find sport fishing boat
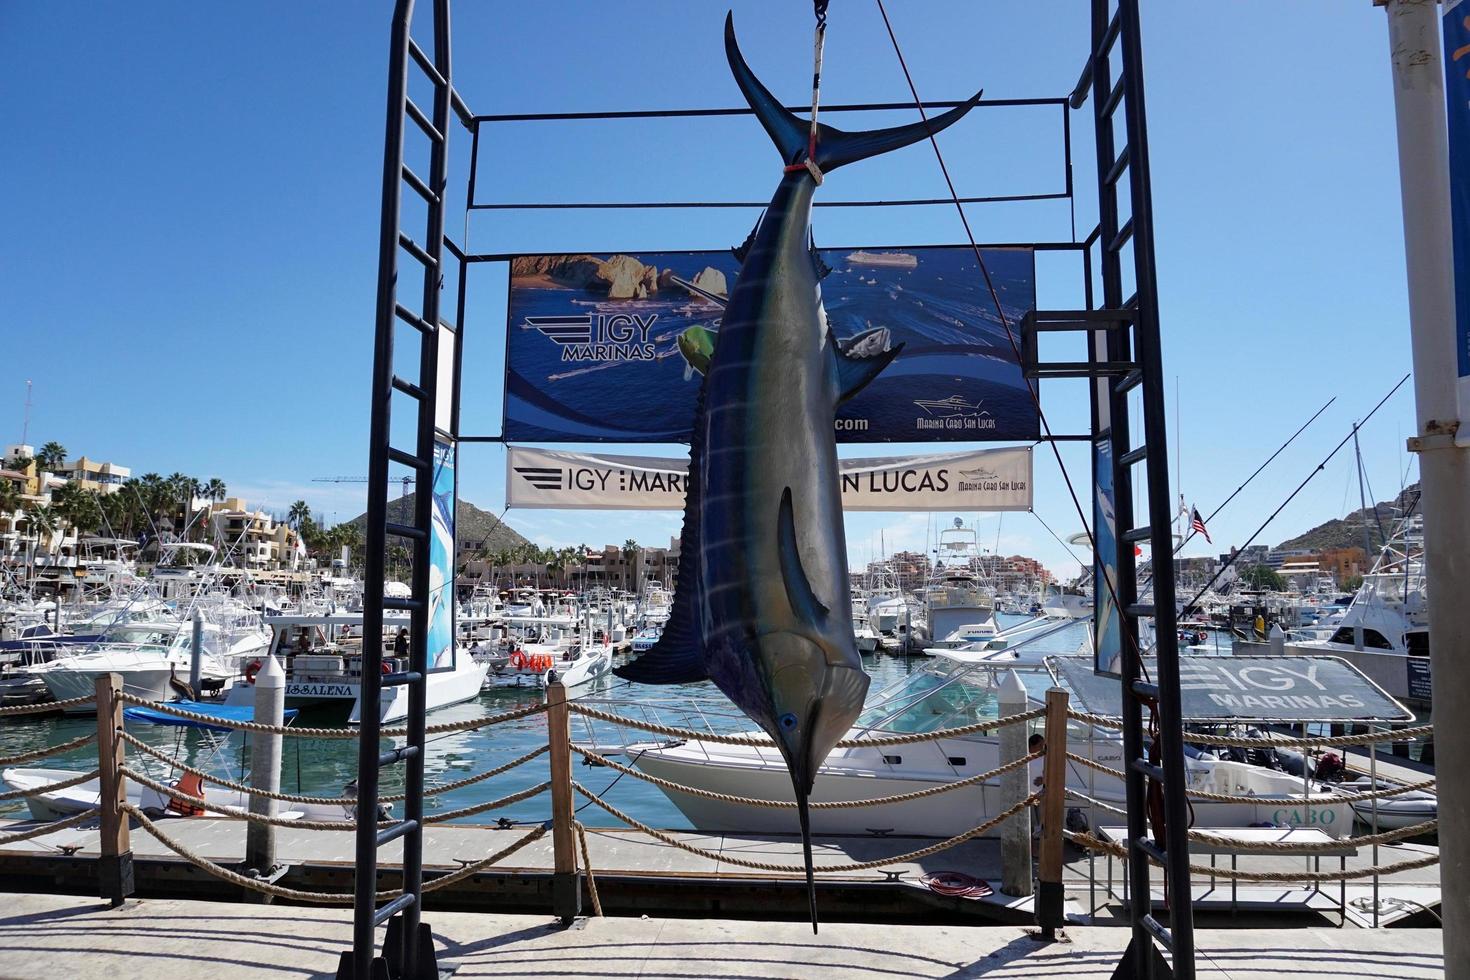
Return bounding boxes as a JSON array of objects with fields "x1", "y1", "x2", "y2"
[
  {"x1": 29, "y1": 608, "x2": 269, "y2": 711},
  {"x1": 223, "y1": 613, "x2": 487, "y2": 723},
  {"x1": 580, "y1": 643, "x2": 1412, "y2": 839},
  {"x1": 485, "y1": 614, "x2": 611, "y2": 690}
]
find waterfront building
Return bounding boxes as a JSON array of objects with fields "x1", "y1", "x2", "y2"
[{"x1": 49, "y1": 455, "x2": 131, "y2": 494}]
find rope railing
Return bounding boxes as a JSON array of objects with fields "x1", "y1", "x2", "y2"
[
  {"x1": 422, "y1": 781, "x2": 551, "y2": 824},
  {"x1": 115, "y1": 692, "x2": 549, "y2": 739},
  {"x1": 121, "y1": 802, "x2": 547, "y2": 905},
  {"x1": 1065, "y1": 829, "x2": 1441, "y2": 882},
  {"x1": 118, "y1": 730, "x2": 549, "y2": 807},
  {"x1": 0, "y1": 732, "x2": 97, "y2": 768},
  {"x1": 1065, "y1": 709, "x2": 1434, "y2": 749},
  {"x1": 573, "y1": 781, "x2": 1039, "y2": 874},
  {"x1": 1188, "y1": 821, "x2": 1437, "y2": 852},
  {"x1": 0, "y1": 807, "x2": 100, "y2": 847},
  {"x1": 0, "y1": 694, "x2": 95, "y2": 717},
  {"x1": 0, "y1": 768, "x2": 101, "y2": 803},
  {"x1": 1065, "y1": 750, "x2": 1436, "y2": 806},
  {"x1": 572, "y1": 743, "x2": 1041, "y2": 811},
  {"x1": 119, "y1": 766, "x2": 366, "y2": 830},
  {"x1": 574, "y1": 821, "x2": 603, "y2": 917},
  {"x1": 567, "y1": 702, "x2": 1046, "y2": 749}
]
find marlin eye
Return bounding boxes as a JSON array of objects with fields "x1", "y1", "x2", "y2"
[{"x1": 779, "y1": 713, "x2": 799, "y2": 731}]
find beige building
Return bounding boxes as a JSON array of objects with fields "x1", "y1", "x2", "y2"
[
  {"x1": 206, "y1": 498, "x2": 302, "y2": 569},
  {"x1": 51, "y1": 456, "x2": 131, "y2": 494}
]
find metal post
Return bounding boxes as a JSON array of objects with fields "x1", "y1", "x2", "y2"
[
  {"x1": 998, "y1": 670, "x2": 1033, "y2": 897},
  {"x1": 245, "y1": 652, "x2": 285, "y2": 900},
  {"x1": 189, "y1": 609, "x2": 203, "y2": 696},
  {"x1": 94, "y1": 673, "x2": 132, "y2": 907},
  {"x1": 1382, "y1": 0, "x2": 1470, "y2": 968},
  {"x1": 1036, "y1": 688, "x2": 1069, "y2": 937},
  {"x1": 546, "y1": 677, "x2": 581, "y2": 924}
]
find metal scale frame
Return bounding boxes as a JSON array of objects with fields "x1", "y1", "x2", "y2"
[
  {"x1": 342, "y1": 1, "x2": 1196, "y2": 977},
  {"x1": 1023, "y1": 0, "x2": 1197, "y2": 975}
]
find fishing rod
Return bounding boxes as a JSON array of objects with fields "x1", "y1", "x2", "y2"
[
  {"x1": 1171, "y1": 394, "x2": 1336, "y2": 557},
  {"x1": 1180, "y1": 373, "x2": 1409, "y2": 615}
]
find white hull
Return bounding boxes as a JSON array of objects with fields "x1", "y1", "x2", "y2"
[
  {"x1": 39, "y1": 663, "x2": 176, "y2": 711},
  {"x1": 2, "y1": 767, "x2": 354, "y2": 823},
  {"x1": 240, "y1": 657, "x2": 489, "y2": 724},
  {"x1": 627, "y1": 734, "x2": 1355, "y2": 838},
  {"x1": 485, "y1": 646, "x2": 612, "y2": 690}
]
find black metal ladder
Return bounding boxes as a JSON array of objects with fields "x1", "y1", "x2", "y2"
[
  {"x1": 1025, "y1": 1, "x2": 1196, "y2": 977},
  {"x1": 337, "y1": 1, "x2": 454, "y2": 977}
]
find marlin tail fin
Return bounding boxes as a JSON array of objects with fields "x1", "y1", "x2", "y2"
[{"x1": 725, "y1": 13, "x2": 982, "y2": 175}]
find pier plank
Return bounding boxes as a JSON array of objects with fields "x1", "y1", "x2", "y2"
[{"x1": 0, "y1": 892, "x2": 1443, "y2": 979}]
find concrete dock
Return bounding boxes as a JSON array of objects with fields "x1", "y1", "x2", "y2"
[
  {"x1": 0, "y1": 892, "x2": 1443, "y2": 979},
  {"x1": 0, "y1": 816, "x2": 1442, "y2": 928}
]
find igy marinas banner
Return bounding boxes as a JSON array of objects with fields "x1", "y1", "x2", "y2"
[
  {"x1": 506, "y1": 445, "x2": 1032, "y2": 511},
  {"x1": 504, "y1": 246, "x2": 1039, "y2": 444}
]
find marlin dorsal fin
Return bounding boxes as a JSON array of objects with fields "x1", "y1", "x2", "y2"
[
  {"x1": 614, "y1": 381, "x2": 711, "y2": 686},
  {"x1": 778, "y1": 487, "x2": 829, "y2": 622},
  {"x1": 832, "y1": 333, "x2": 904, "y2": 405}
]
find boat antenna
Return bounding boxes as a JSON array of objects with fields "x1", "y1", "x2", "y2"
[
  {"x1": 19, "y1": 379, "x2": 31, "y2": 446},
  {"x1": 1180, "y1": 375, "x2": 1407, "y2": 615},
  {"x1": 1172, "y1": 394, "x2": 1336, "y2": 556}
]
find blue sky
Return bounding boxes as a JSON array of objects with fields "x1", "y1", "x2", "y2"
[{"x1": 2, "y1": 2, "x2": 1424, "y2": 578}]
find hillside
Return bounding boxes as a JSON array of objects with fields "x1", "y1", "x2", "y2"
[
  {"x1": 348, "y1": 493, "x2": 529, "y2": 555},
  {"x1": 1274, "y1": 484, "x2": 1419, "y2": 554}
]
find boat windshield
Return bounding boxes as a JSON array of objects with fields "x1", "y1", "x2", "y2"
[{"x1": 855, "y1": 659, "x2": 1053, "y2": 735}]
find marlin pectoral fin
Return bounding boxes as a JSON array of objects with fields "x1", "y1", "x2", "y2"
[
  {"x1": 834, "y1": 335, "x2": 904, "y2": 405},
  {"x1": 778, "y1": 487, "x2": 829, "y2": 622}
]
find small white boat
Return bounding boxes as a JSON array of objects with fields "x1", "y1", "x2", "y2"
[
  {"x1": 629, "y1": 626, "x2": 662, "y2": 653},
  {"x1": 1344, "y1": 782, "x2": 1437, "y2": 830}
]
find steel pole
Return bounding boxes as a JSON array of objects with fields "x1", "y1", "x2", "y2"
[{"x1": 1383, "y1": 0, "x2": 1470, "y2": 968}]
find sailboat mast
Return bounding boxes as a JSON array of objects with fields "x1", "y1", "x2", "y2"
[{"x1": 1353, "y1": 426, "x2": 1375, "y2": 560}]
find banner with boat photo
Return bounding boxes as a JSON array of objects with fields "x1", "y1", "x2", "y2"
[{"x1": 503, "y1": 245, "x2": 1040, "y2": 443}]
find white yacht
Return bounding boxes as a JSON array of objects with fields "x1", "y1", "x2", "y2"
[
  {"x1": 32, "y1": 608, "x2": 269, "y2": 711},
  {"x1": 583, "y1": 645, "x2": 1397, "y2": 839}
]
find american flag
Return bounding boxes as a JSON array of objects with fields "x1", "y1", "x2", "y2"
[{"x1": 1190, "y1": 507, "x2": 1212, "y2": 544}]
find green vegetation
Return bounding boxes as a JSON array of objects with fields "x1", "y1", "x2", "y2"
[{"x1": 1240, "y1": 564, "x2": 1286, "y2": 591}]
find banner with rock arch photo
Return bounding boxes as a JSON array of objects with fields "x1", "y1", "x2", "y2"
[{"x1": 503, "y1": 245, "x2": 1040, "y2": 443}]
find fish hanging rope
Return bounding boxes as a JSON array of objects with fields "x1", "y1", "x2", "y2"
[{"x1": 784, "y1": 0, "x2": 829, "y2": 184}]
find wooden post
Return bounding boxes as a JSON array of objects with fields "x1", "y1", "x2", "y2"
[
  {"x1": 545, "y1": 677, "x2": 581, "y2": 924},
  {"x1": 94, "y1": 672, "x2": 132, "y2": 906},
  {"x1": 1035, "y1": 687, "x2": 1069, "y2": 937}
]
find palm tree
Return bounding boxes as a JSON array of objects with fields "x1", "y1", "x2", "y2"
[
  {"x1": 35, "y1": 442, "x2": 66, "y2": 471},
  {"x1": 622, "y1": 538, "x2": 639, "y2": 591},
  {"x1": 204, "y1": 478, "x2": 227, "y2": 503},
  {"x1": 288, "y1": 499, "x2": 312, "y2": 530}
]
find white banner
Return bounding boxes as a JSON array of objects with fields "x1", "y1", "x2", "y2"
[{"x1": 507, "y1": 445, "x2": 1032, "y2": 511}]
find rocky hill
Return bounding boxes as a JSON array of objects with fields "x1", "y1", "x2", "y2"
[
  {"x1": 1274, "y1": 484, "x2": 1419, "y2": 555},
  {"x1": 348, "y1": 493, "x2": 528, "y2": 556}
]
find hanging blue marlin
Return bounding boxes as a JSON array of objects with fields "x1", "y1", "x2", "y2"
[{"x1": 616, "y1": 13, "x2": 981, "y2": 931}]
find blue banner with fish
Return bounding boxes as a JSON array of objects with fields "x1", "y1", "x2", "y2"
[
  {"x1": 503, "y1": 245, "x2": 1039, "y2": 443},
  {"x1": 1447, "y1": 0, "x2": 1470, "y2": 408}
]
